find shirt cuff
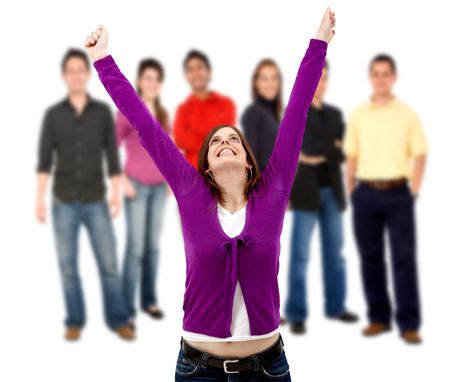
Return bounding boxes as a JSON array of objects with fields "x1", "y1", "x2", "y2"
[
  {"x1": 93, "y1": 54, "x2": 115, "y2": 71},
  {"x1": 309, "y1": 38, "x2": 328, "y2": 52}
]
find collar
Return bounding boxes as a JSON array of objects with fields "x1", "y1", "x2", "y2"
[
  {"x1": 217, "y1": 203, "x2": 247, "y2": 217},
  {"x1": 187, "y1": 90, "x2": 219, "y2": 103},
  {"x1": 63, "y1": 93, "x2": 94, "y2": 108},
  {"x1": 368, "y1": 94, "x2": 397, "y2": 110}
]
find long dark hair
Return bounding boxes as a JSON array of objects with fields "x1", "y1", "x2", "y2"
[
  {"x1": 136, "y1": 58, "x2": 169, "y2": 130},
  {"x1": 197, "y1": 125, "x2": 261, "y2": 203},
  {"x1": 251, "y1": 59, "x2": 283, "y2": 121}
]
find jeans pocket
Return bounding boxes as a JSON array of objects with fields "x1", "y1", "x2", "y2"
[
  {"x1": 259, "y1": 350, "x2": 290, "y2": 379},
  {"x1": 175, "y1": 350, "x2": 201, "y2": 377}
]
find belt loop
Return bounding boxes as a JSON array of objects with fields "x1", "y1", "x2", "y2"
[
  {"x1": 280, "y1": 334, "x2": 284, "y2": 347},
  {"x1": 250, "y1": 355, "x2": 260, "y2": 370},
  {"x1": 200, "y1": 352, "x2": 210, "y2": 368},
  {"x1": 180, "y1": 336, "x2": 183, "y2": 347}
]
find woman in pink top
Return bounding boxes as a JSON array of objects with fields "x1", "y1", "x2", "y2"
[{"x1": 116, "y1": 59, "x2": 170, "y2": 326}]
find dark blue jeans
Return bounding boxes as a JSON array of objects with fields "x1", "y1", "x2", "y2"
[
  {"x1": 285, "y1": 187, "x2": 346, "y2": 321},
  {"x1": 51, "y1": 197, "x2": 130, "y2": 330},
  {"x1": 174, "y1": 336, "x2": 291, "y2": 381},
  {"x1": 351, "y1": 183, "x2": 421, "y2": 331},
  {"x1": 122, "y1": 178, "x2": 167, "y2": 317}
]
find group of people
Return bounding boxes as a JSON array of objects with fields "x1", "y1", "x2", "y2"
[{"x1": 35, "y1": 8, "x2": 427, "y2": 380}]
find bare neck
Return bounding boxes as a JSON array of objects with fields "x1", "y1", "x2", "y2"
[
  {"x1": 193, "y1": 88, "x2": 210, "y2": 100},
  {"x1": 215, "y1": 169, "x2": 247, "y2": 213},
  {"x1": 312, "y1": 96, "x2": 323, "y2": 109},
  {"x1": 371, "y1": 92, "x2": 394, "y2": 105},
  {"x1": 142, "y1": 97, "x2": 156, "y2": 113}
]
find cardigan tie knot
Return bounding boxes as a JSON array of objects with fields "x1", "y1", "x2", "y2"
[{"x1": 215, "y1": 233, "x2": 254, "y2": 279}]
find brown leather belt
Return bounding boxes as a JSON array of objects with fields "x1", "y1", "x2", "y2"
[
  {"x1": 359, "y1": 178, "x2": 407, "y2": 190},
  {"x1": 180, "y1": 334, "x2": 284, "y2": 374}
]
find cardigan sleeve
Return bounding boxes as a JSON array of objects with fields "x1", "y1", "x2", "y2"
[
  {"x1": 93, "y1": 55, "x2": 203, "y2": 199},
  {"x1": 262, "y1": 39, "x2": 327, "y2": 192}
]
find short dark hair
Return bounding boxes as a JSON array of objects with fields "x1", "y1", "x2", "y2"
[
  {"x1": 369, "y1": 54, "x2": 396, "y2": 74},
  {"x1": 61, "y1": 48, "x2": 90, "y2": 72},
  {"x1": 183, "y1": 49, "x2": 211, "y2": 71}
]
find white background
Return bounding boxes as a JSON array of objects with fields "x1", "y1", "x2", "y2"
[{"x1": 1, "y1": 0, "x2": 449, "y2": 381}]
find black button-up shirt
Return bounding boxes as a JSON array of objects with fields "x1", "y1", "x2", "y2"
[
  {"x1": 37, "y1": 95, "x2": 120, "y2": 203},
  {"x1": 290, "y1": 103, "x2": 346, "y2": 211}
]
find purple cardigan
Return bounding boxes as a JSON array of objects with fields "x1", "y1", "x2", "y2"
[{"x1": 94, "y1": 38, "x2": 327, "y2": 338}]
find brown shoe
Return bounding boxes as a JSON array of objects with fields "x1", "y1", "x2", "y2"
[
  {"x1": 115, "y1": 324, "x2": 136, "y2": 341},
  {"x1": 401, "y1": 330, "x2": 422, "y2": 344},
  {"x1": 362, "y1": 322, "x2": 391, "y2": 337},
  {"x1": 64, "y1": 327, "x2": 81, "y2": 341}
]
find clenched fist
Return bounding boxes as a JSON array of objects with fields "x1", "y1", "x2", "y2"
[
  {"x1": 84, "y1": 25, "x2": 109, "y2": 62},
  {"x1": 315, "y1": 7, "x2": 336, "y2": 43}
]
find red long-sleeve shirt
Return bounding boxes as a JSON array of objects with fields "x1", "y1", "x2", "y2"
[{"x1": 173, "y1": 91, "x2": 236, "y2": 168}]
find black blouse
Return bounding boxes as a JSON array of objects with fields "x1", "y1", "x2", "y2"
[
  {"x1": 289, "y1": 103, "x2": 346, "y2": 211},
  {"x1": 241, "y1": 97, "x2": 279, "y2": 172}
]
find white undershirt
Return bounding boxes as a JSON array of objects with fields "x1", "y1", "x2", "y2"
[{"x1": 181, "y1": 203, "x2": 280, "y2": 342}]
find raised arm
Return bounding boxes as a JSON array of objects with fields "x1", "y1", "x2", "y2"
[
  {"x1": 84, "y1": 26, "x2": 203, "y2": 199},
  {"x1": 262, "y1": 8, "x2": 334, "y2": 192}
]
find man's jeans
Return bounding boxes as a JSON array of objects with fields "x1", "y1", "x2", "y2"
[
  {"x1": 122, "y1": 179, "x2": 167, "y2": 317},
  {"x1": 285, "y1": 187, "x2": 346, "y2": 321},
  {"x1": 51, "y1": 197, "x2": 129, "y2": 330},
  {"x1": 351, "y1": 183, "x2": 421, "y2": 331}
]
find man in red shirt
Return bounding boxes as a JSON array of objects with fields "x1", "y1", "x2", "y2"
[{"x1": 174, "y1": 50, "x2": 236, "y2": 168}]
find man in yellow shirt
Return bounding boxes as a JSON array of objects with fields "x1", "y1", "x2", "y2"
[{"x1": 344, "y1": 54, "x2": 427, "y2": 344}]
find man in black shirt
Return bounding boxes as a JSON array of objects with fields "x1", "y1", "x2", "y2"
[
  {"x1": 283, "y1": 62, "x2": 358, "y2": 334},
  {"x1": 35, "y1": 49, "x2": 133, "y2": 341}
]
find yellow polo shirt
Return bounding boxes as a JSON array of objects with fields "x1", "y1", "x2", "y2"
[{"x1": 343, "y1": 97, "x2": 428, "y2": 179}]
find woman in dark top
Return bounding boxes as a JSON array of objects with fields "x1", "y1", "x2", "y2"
[{"x1": 241, "y1": 59, "x2": 283, "y2": 171}]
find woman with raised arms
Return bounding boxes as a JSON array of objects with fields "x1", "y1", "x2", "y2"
[{"x1": 84, "y1": 7, "x2": 335, "y2": 380}]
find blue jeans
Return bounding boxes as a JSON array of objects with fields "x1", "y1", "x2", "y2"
[
  {"x1": 285, "y1": 187, "x2": 346, "y2": 321},
  {"x1": 174, "y1": 336, "x2": 291, "y2": 381},
  {"x1": 122, "y1": 178, "x2": 167, "y2": 317},
  {"x1": 51, "y1": 197, "x2": 130, "y2": 330}
]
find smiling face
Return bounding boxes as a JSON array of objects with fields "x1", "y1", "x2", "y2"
[
  {"x1": 185, "y1": 57, "x2": 211, "y2": 92},
  {"x1": 137, "y1": 67, "x2": 162, "y2": 100},
  {"x1": 62, "y1": 57, "x2": 90, "y2": 94},
  {"x1": 255, "y1": 64, "x2": 281, "y2": 101},
  {"x1": 369, "y1": 61, "x2": 397, "y2": 96},
  {"x1": 207, "y1": 126, "x2": 249, "y2": 173}
]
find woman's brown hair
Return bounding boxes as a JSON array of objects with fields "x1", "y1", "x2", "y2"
[
  {"x1": 198, "y1": 125, "x2": 261, "y2": 203},
  {"x1": 136, "y1": 58, "x2": 169, "y2": 131},
  {"x1": 251, "y1": 59, "x2": 283, "y2": 121}
]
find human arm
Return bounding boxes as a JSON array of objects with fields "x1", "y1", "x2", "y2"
[
  {"x1": 407, "y1": 110, "x2": 428, "y2": 197},
  {"x1": 334, "y1": 109, "x2": 345, "y2": 156},
  {"x1": 84, "y1": 26, "x2": 202, "y2": 199},
  {"x1": 103, "y1": 106, "x2": 122, "y2": 217},
  {"x1": 345, "y1": 157, "x2": 358, "y2": 196},
  {"x1": 410, "y1": 155, "x2": 426, "y2": 197},
  {"x1": 36, "y1": 174, "x2": 49, "y2": 223},
  {"x1": 263, "y1": 8, "x2": 334, "y2": 191},
  {"x1": 35, "y1": 109, "x2": 53, "y2": 223},
  {"x1": 224, "y1": 97, "x2": 237, "y2": 126},
  {"x1": 173, "y1": 104, "x2": 205, "y2": 153},
  {"x1": 299, "y1": 152, "x2": 326, "y2": 165}
]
